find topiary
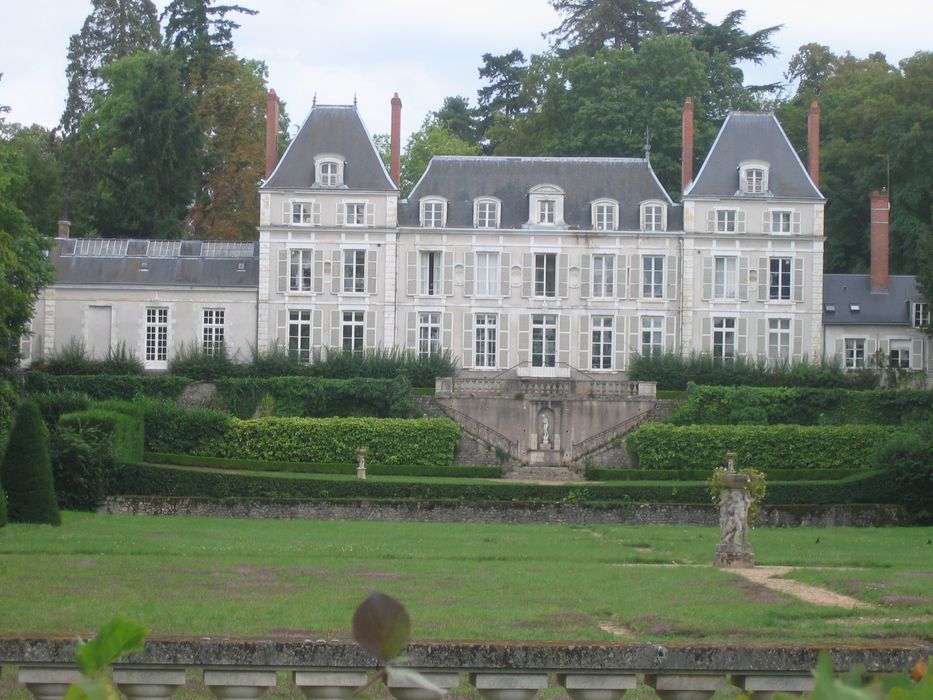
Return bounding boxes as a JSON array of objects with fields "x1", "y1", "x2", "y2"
[
  {"x1": 0, "y1": 465, "x2": 7, "y2": 526},
  {"x1": 0, "y1": 400, "x2": 62, "y2": 525}
]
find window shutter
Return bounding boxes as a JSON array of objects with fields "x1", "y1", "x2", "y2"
[
  {"x1": 792, "y1": 211, "x2": 801, "y2": 234},
  {"x1": 558, "y1": 254, "x2": 569, "y2": 298},
  {"x1": 442, "y1": 312, "x2": 453, "y2": 352},
  {"x1": 406, "y1": 312, "x2": 417, "y2": 349},
  {"x1": 443, "y1": 252, "x2": 454, "y2": 296},
  {"x1": 865, "y1": 338, "x2": 877, "y2": 361},
  {"x1": 367, "y1": 249, "x2": 377, "y2": 296},
  {"x1": 276, "y1": 308, "x2": 287, "y2": 345},
  {"x1": 282, "y1": 202, "x2": 291, "y2": 226},
  {"x1": 518, "y1": 314, "x2": 530, "y2": 359},
  {"x1": 578, "y1": 315, "x2": 590, "y2": 369},
  {"x1": 910, "y1": 338, "x2": 924, "y2": 370},
  {"x1": 311, "y1": 201, "x2": 321, "y2": 226},
  {"x1": 498, "y1": 314, "x2": 510, "y2": 369},
  {"x1": 666, "y1": 255, "x2": 677, "y2": 300},
  {"x1": 522, "y1": 253, "x2": 533, "y2": 298},
  {"x1": 757, "y1": 257, "x2": 768, "y2": 302},
  {"x1": 707, "y1": 210, "x2": 716, "y2": 233},
  {"x1": 737, "y1": 317, "x2": 748, "y2": 356},
  {"x1": 793, "y1": 319, "x2": 804, "y2": 361},
  {"x1": 793, "y1": 258, "x2": 804, "y2": 302},
  {"x1": 313, "y1": 250, "x2": 324, "y2": 294},
  {"x1": 762, "y1": 211, "x2": 771, "y2": 234},
  {"x1": 616, "y1": 255, "x2": 626, "y2": 299},
  {"x1": 277, "y1": 248, "x2": 288, "y2": 293},
  {"x1": 365, "y1": 202, "x2": 375, "y2": 227},
  {"x1": 313, "y1": 309, "x2": 323, "y2": 349},
  {"x1": 329, "y1": 309, "x2": 340, "y2": 349},
  {"x1": 462, "y1": 313, "x2": 473, "y2": 368},
  {"x1": 464, "y1": 252, "x2": 474, "y2": 296},
  {"x1": 407, "y1": 251, "x2": 417, "y2": 296},
  {"x1": 756, "y1": 319, "x2": 767, "y2": 361},
  {"x1": 365, "y1": 311, "x2": 376, "y2": 350},
  {"x1": 616, "y1": 314, "x2": 627, "y2": 369},
  {"x1": 500, "y1": 252, "x2": 511, "y2": 299},
  {"x1": 558, "y1": 314, "x2": 571, "y2": 365},
  {"x1": 834, "y1": 337, "x2": 844, "y2": 363},
  {"x1": 580, "y1": 254, "x2": 590, "y2": 299},
  {"x1": 332, "y1": 250, "x2": 341, "y2": 293},
  {"x1": 629, "y1": 255, "x2": 640, "y2": 298},
  {"x1": 335, "y1": 202, "x2": 345, "y2": 226},
  {"x1": 701, "y1": 317, "x2": 712, "y2": 352},
  {"x1": 736, "y1": 210, "x2": 746, "y2": 233},
  {"x1": 665, "y1": 315, "x2": 676, "y2": 352},
  {"x1": 739, "y1": 257, "x2": 749, "y2": 301},
  {"x1": 629, "y1": 315, "x2": 639, "y2": 360},
  {"x1": 702, "y1": 257, "x2": 713, "y2": 300}
]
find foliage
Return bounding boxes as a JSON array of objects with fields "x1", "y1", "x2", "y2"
[
  {"x1": 59, "y1": 403, "x2": 145, "y2": 464},
  {"x1": 626, "y1": 422, "x2": 905, "y2": 472},
  {"x1": 0, "y1": 400, "x2": 61, "y2": 525},
  {"x1": 65, "y1": 617, "x2": 147, "y2": 700},
  {"x1": 33, "y1": 391, "x2": 93, "y2": 426},
  {"x1": 36, "y1": 340, "x2": 143, "y2": 376},
  {"x1": 798, "y1": 651, "x2": 932, "y2": 700},
  {"x1": 2, "y1": 123, "x2": 64, "y2": 237},
  {"x1": 546, "y1": 0, "x2": 675, "y2": 53},
  {"x1": 401, "y1": 120, "x2": 480, "y2": 196},
  {"x1": 49, "y1": 423, "x2": 118, "y2": 511},
  {"x1": 101, "y1": 341, "x2": 145, "y2": 374},
  {"x1": 162, "y1": 0, "x2": 257, "y2": 70},
  {"x1": 141, "y1": 400, "x2": 231, "y2": 454},
  {"x1": 25, "y1": 372, "x2": 191, "y2": 400},
  {"x1": 352, "y1": 591, "x2": 411, "y2": 663},
  {"x1": 708, "y1": 465, "x2": 767, "y2": 521},
  {"x1": 306, "y1": 347, "x2": 456, "y2": 387},
  {"x1": 873, "y1": 419, "x2": 933, "y2": 524},
  {"x1": 169, "y1": 340, "x2": 240, "y2": 380},
  {"x1": 585, "y1": 467, "x2": 862, "y2": 481}
]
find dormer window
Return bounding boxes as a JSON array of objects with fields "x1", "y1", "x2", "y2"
[
  {"x1": 475, "y1": 198, "x2": 500, "y2": 228},
  {"x1": 421, "y1": 198, "x2": 447, "y2": 228},
  {"x1": 739, "y1": 161, "x2": 769, "y2": 194},
  {"x1": 314, "y1": 155, "x2": 344, "y2": 187},
  {"x1": 538, "y1": 199, "x2": 555, "y2": 224},
  {"x1": 591, "y1": 199, "x2": 618, "y2": 231},
  {"x1": 640, "y1": 201, "x2": 667, "y2": 232},
  {"x1": 528, "y1": 184, "x2": 565, "y2": 227}
]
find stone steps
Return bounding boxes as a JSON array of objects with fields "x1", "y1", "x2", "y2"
[{"x1": 506, "y1": 466, "x2": 583, "y2": 482}]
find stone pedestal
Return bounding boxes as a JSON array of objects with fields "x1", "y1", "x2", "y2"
[{"x1": 714, "y1": 542, "x2": 755, "y2": 568}]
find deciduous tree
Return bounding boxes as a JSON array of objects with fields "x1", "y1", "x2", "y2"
[{"x1": 400, "y1": 121, "x2": 481, "y2": 197}]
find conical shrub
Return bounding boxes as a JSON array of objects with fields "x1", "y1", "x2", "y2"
[
  {"x1": 0, "y1": 400, "x2": 61, "y2": 526},
  {"x1": 0, "y1": 473, "x2": 7, "y2": 527}
]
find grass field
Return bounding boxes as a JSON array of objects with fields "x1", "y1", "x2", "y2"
[{"x1": 0, "y1": 513, "x2": 930, "y2": 644}]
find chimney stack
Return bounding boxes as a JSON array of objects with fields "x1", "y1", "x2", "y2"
[
  {"x1": 807, "y1": 100, "x2": 820, "y2": 188},
  {"x1": 265, "y1": 89, "x2": 280, "y2": 179},
  {"x1": 681, "y1": 96, "x2": 694, "y2": 192},
  {"x1": 870, "y1": 189, "x2": 890, "y2": 294},
  {"x1": 57, "y1": 220, "x2": 71, "y2": 238},
  {"x1": 390, "y1": 93, "x2": 402, "y2": 189}
]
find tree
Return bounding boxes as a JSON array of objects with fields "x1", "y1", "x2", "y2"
[
  {"x1": 476, "y1": 50, "x2": 532, "y2": 150},
  {"x1": 0, "y1": 400, "x2": 61, "y2": 526},
  {"x1": 546, "y1": 0, "x2": 675, "y2": 54},
  {"x1": 162, "y1": 0, "x2": 257, "y2": 76},
  {"x1": 433, "y1": 96, "x2": 480, "y2": 146},
  {"x1": 918, "y1": 228, "x2": 933, "y2": 334},
  {"x1": 400, "y1": 121, "x2": 481, "y2": 197},
  {"x1": 79, "y1": 51, "x2": 202, "y2": 238},
  {"x1": 667, "y1": 0, "x2": 705, "y2": 34},
  {"x1": 688, "y1": 10, "x2": 780, "y2": 66},
  {"x1": 3, "y1": 124, "x2": 64, "y2": 238}
]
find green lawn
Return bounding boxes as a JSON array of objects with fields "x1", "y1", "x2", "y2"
[{"x1": 0, "y1": 513, "x2": 930, "y2": 644}]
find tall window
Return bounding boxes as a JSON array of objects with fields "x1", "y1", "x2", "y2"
[
  {"x1": 475, "y1": 314, "x2": 497, "y2": 368},
  {"x1": 591, "y1": 316, "x2": 613, "y2": 370},
  {"x1": 145, "y1": 308, "x2": 168, "y2": 363},
  {"x1": 768, "y1": 318, "x2": 790, "y2": 362},
  {"x1": 475, "y1": 252, "x2": 499, "y2": 296},
  {"x1": 531, "y1": 314, "x2": 557, "y2": 367},
  {"x1": 418, "y1": 312, "x2": 441, "y2": 357},
  {"x1": 889, "y1": 340, "x2": 910, "y2": 369},
  {"x1": 343, "y1": 249, "x2": 366, "y2": 293},
  {"x1": 290, "y1": 202, "x2": 318, "y2": 225},
  {"x1": 769, "y1": 258, "x2": 792, "y2": 300},
  {"x1": 642, "y1": 204, "x2": 664, "y2": 232},
  {"x1": 844, "y1": 338, "x2": 865, "y2": 369},
  {"x1": 714, "y1": 256, "x2": 737, "y2": 300},
  {"x1": 593, "y1": 202, "x2": 616, "y2": 231},
  {"x1": 345, "y1": 202, "x2": 365, "y2": 226},
  {"x1": 534, "y1": 253, "x2": 557, "y2": 297},
  {"x1": 912, "y1": 302, "x2": 930, "y2": 329},
  {"x1": 641, "y1": 316, "x2": 664, "y2": 356},
  {"x1": 420, "y1": 251, "x2": 442, "y2": 295},
  {"x1": 342, "y1": 311, "x2": 365, "y2": 353},
  {"x1": 319, "y1": 161, "x2": 339, "y2": 186},
  {"x1": 422, "y1": 200, "x2": 444, "y2": 227},
  {"x1": 288, "y1": 310, "x2": 311, "y2": 362},
  {"x1": 642, "y1": 255, "x2": 664, "y2": 298},
  {"x1": 592, "y1": 254, "x2": 614, "y2": 298},
  {"x1": 713, "y1": 317, "x2": 736, "y2": 361},
  {"x1": 537, "y1": 199, "x2": 556, "y2": 224},
  {"x1": 770, "y1": 210, "x2": 793, "y2": 234},
  {"x1": 289, "y1": 250, "x2": 313, "y2": 292},
  {"x1": 745, "y1": 168, "x2": 764, "y2": 193},
  {"x1": 202, "y1": 309, "x2": 225, "y2": 355},
  {"x1": 716, "y1": 210, "x2": 738, "y2": 233},
  {"x1": 476, "y1": 200, "x2": 499, "y2": 228}
]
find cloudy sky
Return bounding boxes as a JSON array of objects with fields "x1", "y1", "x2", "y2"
[{"x1": 1, "y1": 0, "x2": 929, "y2": 142}]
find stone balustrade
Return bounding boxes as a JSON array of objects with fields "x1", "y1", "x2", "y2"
[{"x1": 3, "y1": 639, "x2": 929, "y2": 700}]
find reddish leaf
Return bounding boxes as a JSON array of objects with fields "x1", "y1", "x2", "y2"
[{"x1": 351, "y1": 592, "x2": 411, "y2": 662}]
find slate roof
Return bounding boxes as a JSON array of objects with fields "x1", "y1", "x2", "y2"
[
  {"x1": 400, "y1": 156, "x2": 679, "y2": 231},
  {"x1": 685, "y1": 112, "x2": 823, "y2": 200},
  {"x1": 263, "y1": 104, "x2": 396, "y2": 191},
  {"x1": 50, "y1": 238, "x2": 259, "y2": 288},
  {"x1": 823, "y1": 274, "x2": 921, "y2": 326}
]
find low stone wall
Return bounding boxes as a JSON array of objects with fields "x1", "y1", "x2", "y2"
[{"x1": 99, "y1": 497, "x2": 906, "y2": 527}]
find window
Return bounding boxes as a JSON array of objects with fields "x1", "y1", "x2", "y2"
[
  {"x1": 745, "y1": 168, "x2": 764, "y2": 193},
  {"x1": 145, "y1": 308, "x2": 168, "y2": 363},
  {"x1": 343, "y1": 249, "x2": 366, "y2": 293},
  {"x1": 529, "y1": 184, "x2": 564, "y2": 226},
  {"x1": 716, "y1": 209, "x2": 738, "y2": 233},
  {"x1": 475, "y1": 252, "x2": 500, "y2": 296},
  {"x1": 768, "y1": 318, "x2": 791, "y2": 362},
  {"x1": 418, "y1": 312, "x2": 441, "y2": 357},
  {"x1": 289, "y1": 201, "x2": 320, "y2": 225},
  {"x1": 714, "y1": 256, "x2": 737, "y2": 300},
  {"x1": 345, "y1": 202, "x2": 366, "y2": 226},
  {"x1": 319, "y1": 161, "x2": 339, "y2": 186},
  {"x1": 770, "y1": 210, "x2": 793, "y2": 234},
  {"x1": 713, "y1": 317, "x2": 736, "y2": 361},
  {"x1": 420, "y1": 251, "x2": 442, "y2": 296},
  {"x1": 537, "y1": 199, "x2": 556, "y2": 224},
  {"x1": 845, "y1": 338, "x2": 865, "y2": 369},
  {"x1": 421, "y1": 199, "x2": 445, "y2": 227},
  {"x1": 641, "y1": 203, "x2": 665, "y2": 232},
  {"x1": 591, "y1": 316, "x2": 613, "y2": 370},
  {"x1": 889, "y1": 340, "x2": 910, "y2": 369},
  {"x1": 289, "y1": 250, "x2": 313, "y2": 292},
  {"x1": 913, "y1": 302, "x2": 930, "y2": 329},
  {"x1": 475, "y1": 314, "x2": 497, "y2": 368},
  {"x1": 641, "y1": 316, "x2": 664, "y2": 356},
  {"x1": 288, "y1": 310, "x2": 311, "y2": 363},
  {"x1": 591, "y1": 254, "x2": 614, "y2": 298},
  {"x1": 534, "y1": 253, "x2": 557, "y2": 297},
  {"x1": 592, "y1": 201, "x2": 617, "y2": 231},
  {"x1": 531, "y1": 314, "x2": 557, "y2": 367},
  {"x1": 202, "y1": 309, "x2": 225, "y2": 355},
  {"x1": 475, "y1": 199, "x2": 499, "y2": 228},
  {"x1": 769, "y1": 258, "x2": 792, "y2": 300},
  {"x1": 342, "y1": 311, "x2": 365, "y2": 353},
  {"x1": 642, "y1": 255, "x2": 664, "y2": 298}
]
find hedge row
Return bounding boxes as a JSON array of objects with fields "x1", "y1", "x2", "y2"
[
  {"x1": 26, "y1": 373, "x2": 190, "y2": 400},
  {"x1": 112, "y1": 464, "x2": 898, "y2": 505},
  {"x1": 626, "y1": 423, "x2": 904, "y2": 471},
  {"x1": 669, "y1": 384, "x2": 933, "y2": 426},
  {"x1": 584, "y1": 467, "x2": 865, "y2": 482},
  {"x1": 145, "y1": 452, "x2": 502, "y2": 478},
  {"x1": 59, "y1": 402, "x2": 144, "y2": 464}
]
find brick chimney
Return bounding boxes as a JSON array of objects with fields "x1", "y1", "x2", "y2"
[
  {"x1": 390, "y1": 93, "x2": 402, "y2": 189},
  {"x1": 57, "y1": 220, "x2": 71, "y2": 238},
  {"x1": 807, "y1": 100, "x2": 820, "y2": 187},
  {"x1": 265, "y1": 89, "x2": 280, "y2": 179},
  {"x1": 681, "y1": 96, "x2": 694, "y2": 192},
  {"x1": 870, "y1": 189, "x2": 890, "y2": 294}
]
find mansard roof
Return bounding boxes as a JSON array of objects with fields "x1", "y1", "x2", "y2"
[
  {"x1": 823, "y1": 274, "x2": 920, "y2": 326},
  {"x1": 263, "y1": 104, "x2": 396, "y2": 192},
  {"x1": 400, "y1": 156, "x2": 678, "y2": 230},
  {"x1": 50, "y1": 238, "x2": 259, "y2": 288},
  {"x1": 685, "y1": 112, "x2": 824, "y2": 200}
]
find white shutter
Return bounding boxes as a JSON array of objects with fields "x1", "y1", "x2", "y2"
[
  {"x1": 834, "y1": 337, "x2": 844, "y2": 363},
  {"x1": 462, "y1": 313, "x2": 474, "y2": 368},
  {"x1": 762, "y1": 211, "x2": 771, "y2": 234},
  {"x1": 736, "y1": 210, "x2": 746, "y2": 233},
  {"x1": 616, "y1": 255, "x2": 626, "y2": 299},
  {"x1": 707, "y1": 210, "x2": 716, "y2": 233},
  {"x1": 312, "y1": 309, "x2": 323, "y2": 349},
  {"x1": 276, "y1": 308, "x2": 287, "y2": 345},
  {"x1": 910, "y1": 338, "x2": 924, "y2": 370},
  {"x1": 500, "y1": 252, "x2": 511, "y2": 299},
  {"x1": 558, "y1": 253, "x2": 569, "y2": 298},
  {"x1": 498, "y1": 314, "x2": 510, "y2": 369},
  {"x1": 282, "y1": 202, "x2": 291, "y2": 226},
  {"x1": 313, "y1": 250, "x2": 324, "y2": 294},
  {"x1": 702, "y1": 257, "x2": 713, "y2": 300},
  {"x1": 865, "y1": 338, "x2": 877, "y2": 361},
  {"x1": 629, "y1": 315, "x2": 639, "y2": 359},
  {"x1": 406, "y1": 312, "x2": 417, "y2": 349},
  {"x1": 615, "y1": 315, "x2": 627, "y2": 369},
  {"x1": 329, "y1": 309, "x2": 340, "y2": 348},
  {"x1": 558, "y1": 314, "x2": 571, "y2": 365},
  {"x1": 737, "y1": 317, "x2": 748, "y2": 357},
  {"x1": 739, "y1": 257, "x2": 749, "y2": 301},
  {"x1": 758, "y1": 257, "x2": 768, "y2": 301},
  {"x1": 522, "y1": 253, "x2": 533, "y2": 298},
  {"x1": 793, "y1": 319, "x2": 804, "y2": 361},
  {"x1": 335, "y1": 202, "x2": 345, "y2": 226},
  {"x1": 443, "y1": 252, "x2": 454, "y2": 296},
  {"x1": 277, "y1": 248, "x2": 288, "y2": 293},
  {"x1": 312, "y1": 201, "x2": 321, "y2": 226},
  {"x1": 666, "y1": 255, "x2": 677, "y2": 300},
  {"x1": 578, "y1": 315, "x2": 590, "y2": 369},
  {"x1": 407, "y1": 251, "x2": 417, "y2": 296},
  {"x1": 665, "y1": 315, "x2": 676, "y2": 352},
  {"x1": 629, "y1": 255, "x2": 640, "y2": 298},
  {"x1": 367, "y1": 249, "x2": 377, "y2": 296},
  {"x1": 464, "y1": 252, "x2": 474, "y2": 296},
  {"x1": 701, "y1": 317, "x2": 712, "y2": 352},
  {"x1": 580, "y1": 254, "x2": 590, "y2": 299},
  {"x1": 365, "y1": 201, "x2": 375, "y2": 227},
  {"x1": 442, "y1": 312, "x2": 452, "y2": 351},
  {"x1": 518, "y1": 314, "x2": 530, "y2": 359},
  {"x1": 757, "y1": 318, "x2": 767, "y2": 361},
  {"x1": 793, "y1": 258, "x2": 805, "y2": 302},
  {"x1": 366, "y1": 311, "x2": 376, "y2": 349},
  {"x1": 792, "y1": 211, "x2": 801, "y2": 234}
]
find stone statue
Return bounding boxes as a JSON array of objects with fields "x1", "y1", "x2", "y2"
[
  {"x1": 540, "y1": 414, "x2": 550, "y2": 448},
  {"x1": 356, "y1": 447, "x2": 368, "y2": 480},
  {"x1": 714, "y1": 452, "x2": 755, "y2": 568}
]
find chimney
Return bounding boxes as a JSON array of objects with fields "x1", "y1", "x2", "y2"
[
  {"x1": 390, "y1": 93, "x2": 402, "y2": 189},
  {"x1": 57, "y1": 220, "x2": 71, "y2": 238},
  {"x1": 870, "y1": 189, "x2": 890, "y2": 294},
  {"x1": 681, "y1": 96, "x2": 694, "y2": 192},
  {"x1": 265, "y1": 89, "x2": 280, "y2": 179},
  {"x1": 807, "y1": 100, "x2": 820, "y2": 187}
]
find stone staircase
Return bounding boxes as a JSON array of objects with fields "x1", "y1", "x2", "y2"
[{"x1": 504, "y1": 464, "x2": 583, "y2": 482}]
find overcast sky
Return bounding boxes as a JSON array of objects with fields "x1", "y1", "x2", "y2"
[{"x1": 1, "y1": 0, "x2": 929, "y2": 143}]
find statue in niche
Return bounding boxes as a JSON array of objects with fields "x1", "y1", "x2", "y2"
[{"x1": 540, "y1": 414, "x2": 550, "y2": 448}]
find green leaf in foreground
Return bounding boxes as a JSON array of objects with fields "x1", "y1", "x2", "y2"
[
  {"x1": 74, "y1": 617, "x2": 147, "y2": 676},
  {"x1": 351, "y1": 592, "x2": 411, "y2": 662}
]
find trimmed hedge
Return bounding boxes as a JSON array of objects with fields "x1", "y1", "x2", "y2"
[
  {"x1": 626, "y1": 423, "x2": 905, "y2": 471},
  {"x1": 585, "y1": 467, "x2": 865, "y2": 482},
  {"x1": 59, "y1": 404, "x2": 144, "y2": 464},
  {"x1": 669, "y1": 384, "x2": 933, "y2": 426},
  {"x1": 1, "y1": 400, "x2": 61, "y2": 525},
  {"x1": 145, "y1": 452, "x2": 502, "y2": 479},
  {"x1": 142, "y1": 401, "x2": 232, "y2": 454},
  {"x1": 25, "y1": 372, "x2": 190, "y2": 401}
]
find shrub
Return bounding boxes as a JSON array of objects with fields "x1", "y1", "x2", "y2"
[
  {"x1": 32, "y1": 391, "x2": 93, "y2": 426},
  {"x1": 0, "y1": 400, "x2": 61, "y2": 525},
  {"x1": 584, "y1": 467, "x2": 864, "y2": 482},
  {"x1": 246, "y1": 344, "x2": 306, "y2": 377},
  {"x1": 306, "y1": 347, "x2": 456, "y2": 387},
  {"x1": 98, "y1": 341, "x2": 144, "y2": 375},
  {"x1": 49, "y1": 423, "x2": 117, "y2": 511},
  {"x1": 169, "y1": 341, "x2": 241, "y2": 380},
  {"x1": 59, "y1": 404, "x2": 144, "y2": 464},
  {"x1": 873, "y1": 420, "x2": 933, "y2": 524},
  {"x1": 43, "y1": 338, "x2": 95, "y2": 375},
  {"x1": 142, "y1": 401, "x2": 231, "y2": 454},
  {"x1": 25, "y1": 372, "x2": 191, "y2": 401},
  {"x1": 0, "y1": 378, "x2": 17, "y2": 442}
]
